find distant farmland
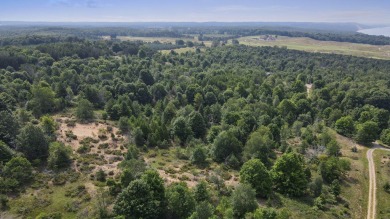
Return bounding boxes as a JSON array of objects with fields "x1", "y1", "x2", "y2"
[{"x1": 238, "y1": 36, "x2": 390, "y2": 60}]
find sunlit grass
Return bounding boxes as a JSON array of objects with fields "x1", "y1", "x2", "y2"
[{"x1": 238, "y1": 36, "x2": 390, "y2": 60}]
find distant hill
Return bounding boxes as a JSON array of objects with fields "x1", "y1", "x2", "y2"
[{"x1": 0, "y1": 21, "x2": 374, "y2": 32}]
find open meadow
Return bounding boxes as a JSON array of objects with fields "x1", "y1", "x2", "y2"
[{"x1": 238, "y1": 36, "x2": 390, "y2": 60}]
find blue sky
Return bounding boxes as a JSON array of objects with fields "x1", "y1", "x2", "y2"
[{"x1": 0, "y1": 0, "x2": 389, "y2": 24}]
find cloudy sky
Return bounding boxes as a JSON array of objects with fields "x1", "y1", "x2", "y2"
[{"x1": 0, "y1": 0, "x2": 389, "y2": 24}]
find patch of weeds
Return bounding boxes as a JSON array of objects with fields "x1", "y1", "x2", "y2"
[
  {"x1": 65, "y1": 130, "x2": 77, "y2": 140},
  {"x1": 180, "y1": 164, "x2": 191, "y2": 173},
  {"x1": 384, "y1": 182, "x2": 390, "y2": 193},
  {"x1": 80, "y1": 137, "x2": 99, "y2": 145},
  {"x1": 98, "y1": 134, "x2": 108, "y2": 140},
  {"x1": 65, "y1": 200, "x2": 81, "y2": 212},
  {"x1": 66, "y1": 171, "x2": 81, "y2": 183},
  {"x1": 191, "y1": 169, "x2": 199, "y2": 176},
  {"x1": 98, "y1": 143, "x2": 109, "y2": 149},
  {"x1": 112, "y1": 150, "x2": 123, "y2": 156},
  {"x1": 179, "y1": 175, "x2": 190, "y2": 181},
  {"x1": 31, "y1": 172, "x2": 51, "y2": 189},
  {"x1": 175, "y1": 148, "x2": 189, "y2": 160},
  {"x1": 93, "y1": 181, "x2": 106, "y2": 187},
  {"x1": 111, "y1": 133, "x2": 117, "y2": 141},
  {"x1": 165, "y1": 167, "x2": 177, "y2": 174},
  {"x1": 52, "y1": 173, "x2": 68, "y2": 185},
  {"x1": 79, "y1": 163, "x2": 94, "y2": 173},
  {"x1": 77, "y1": 144, "x2": 91, "y2": 154},
  {"x1": 98, "y1": 128, "x2": 108, "y2": 140},
  {"x1": 65, "y1": 119, "x2": 76, "y2": 127},
  {"x1": 32, "y1": 194, "x2": 52, "y2": 208},
  {"x1": 65, "y1": 185, "x2": 87, "y2": 198},
  {"x1": 148, "y1": 152, "x2": 157, "y2": 158},
  {"x1": 221, "y1": 171, "x2": 232, "y2": 181},
  {"x1": 106, "y1": 149, "x2": 122, "y2": 155},
  {"x1": 78, "y1": 154, "x2": 106, "y2": 165}
]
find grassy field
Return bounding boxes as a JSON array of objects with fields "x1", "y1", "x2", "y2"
[
  {"x1": 237, "y1": 36, "x2": 390, "y2": 60},
  {"x1": 117, "y1": 36, "x2": 194, "y2": 44},
  {"x1": 8, "y1": 176, "x2": 92, "y2": 219},
  {"x1": 116, "y1": 36, "x2": 212, "y2": 47},
  {"x1": 374, "y1": 150, "x2": 390, "y2": 218},
  {"x1": 335, "y1": 133, "x2": 369, "y2": 219},
  {"x1": 160, "y1": 47, "x2": 198, "y2": 54}
]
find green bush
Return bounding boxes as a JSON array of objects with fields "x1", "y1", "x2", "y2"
[
  {"x1": 3, "y1": 157, "x2": 33, "y2": 186},
  {"x1": 48, "y1": 142, "x2": 72, "y2": 170},
  {"x1": 380, "y1": 129, "x2": 390, "y2": 145},
  {"x1": 96, "y1": 169, "x2": 106, "y2": 182},
  {"x1": 384, "y1": 182, "x2": 390, "y2": 193},
  {"x1": 35, "y1": 212, "x2": 62, "y2": 219},
  {"x1": 240, "y1": 159, "x2": 272, "y2": 197},
  {"x1": 191, "y1": 146, "x2": 207, "y2": 166}
]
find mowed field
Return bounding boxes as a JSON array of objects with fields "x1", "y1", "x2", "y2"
[
  {"x1": 238, "y1": 36, "x2": 390, "y2": 60},
  {"x1": 117, "y1": 36, "x2": 194, "y2": 44},
  {"x1": 374, "y1": 150, "x2": 390, "y2": 218},
  {"x1": 116, "y1": 36, "x2": 213, "y2": 47}
]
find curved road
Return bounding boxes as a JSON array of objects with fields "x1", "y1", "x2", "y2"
[{"x1": 366, "y1": 143, "x2": 390, "y2": 219}]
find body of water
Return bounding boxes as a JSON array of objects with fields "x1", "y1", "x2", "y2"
[{"x1": 358, "y1": 27, "x2": 390, "y2": 37}]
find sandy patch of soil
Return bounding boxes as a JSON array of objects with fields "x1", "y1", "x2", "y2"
[{"x1": 56, "y1": 117, "x2": 128, "y2": 178}]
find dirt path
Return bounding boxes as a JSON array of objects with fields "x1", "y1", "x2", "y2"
[
  {"x1": 305, "y1": 84, "x2": 313, "y2": 97},
  {"x1": 366, "y1": 143, "x2": 390, "y2": 219}
]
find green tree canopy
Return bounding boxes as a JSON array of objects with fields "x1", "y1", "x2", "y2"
[
  {"x1": 172, "y1": 116, "x2": 191, "y2": 144},
  {"x1": 380, "y1": 129, "x2": 390, "y2": 145},
  {"x1": 189, "y1": 111, "x2": 206, "y2": 139},
  {"x1": 76, "y1": 98, "x2": 94, "y2": 121},
  {"x1": 16, "y1": 124, "x2": 49, "y2": 161},
  {"x1": 355, "y1": 121, "x2": 379, "y2": 144},
  {"x1": 271, "y1": 152, "x2": 309, "y2": 197},
  {"x1": 114, "y1": 170, "x2": 165, "y2": 219},
  {"x1": 166, "y1": 182, "x2": 196, "y2": 219},
  {"x1": 320, "y1": 157, "x2": 351, "y2": 183},
  {"x1": 0, "y1": 141, "x2": 15, "y2": 163},
  {"x1": 231, "y1": 183, "x2": 258, "y2": 218},
  {"x1": 0, "y1": 110, "x2": 19, "y2": 146},
  {"x1": 335, "y1": 116, "x2": 355, "y2": 137},
  {"x1": 30, "y1": 83, "x2": 56, "y2": 117},
  {"x1": 194, "y1": 181, "x2": 210, "y2": 203},
  {"x1": 211, "y1": 130, "x2": 242, "y2": 163},
  {"x1": 3, "y1": 156, "x2": 33, "y2": 185},
  {"x1": 240, "y1": 159, "x2": 272, "y2": 197},
  {"x1": 243, "y1": 126, "x2": 274, "y2": 166},
  {"x1": 47, "y1": 142, "x2": 72, "y2": 170},
  {"x1": 191, "y1": 146, "x2": 207, "y2": 166}
]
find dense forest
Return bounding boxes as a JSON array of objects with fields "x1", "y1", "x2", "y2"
[{"x1": 1, "y1": 32, "x2": 390, "y2": 218}]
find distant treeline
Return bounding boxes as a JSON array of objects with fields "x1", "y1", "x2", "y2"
[
  {"x1": 0, "y1": 35, "x2": 84, "y2": 46},
  {"x1": 0, "y1": 39, "x2": 201, "y2": 69},
  {"x1": 181, "y1": 27, "x2": 390, "y2": 45},
  {"x1": 1, "y1": 26, "x2": 390, "y2": 47}
]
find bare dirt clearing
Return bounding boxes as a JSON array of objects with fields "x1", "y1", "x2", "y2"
[
  {"x1": 56, "y1": 117, "x2": 127, "y2": 177},
  {"x1": 143, "y1": 149, "x2": 239, "y2": 188}
]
